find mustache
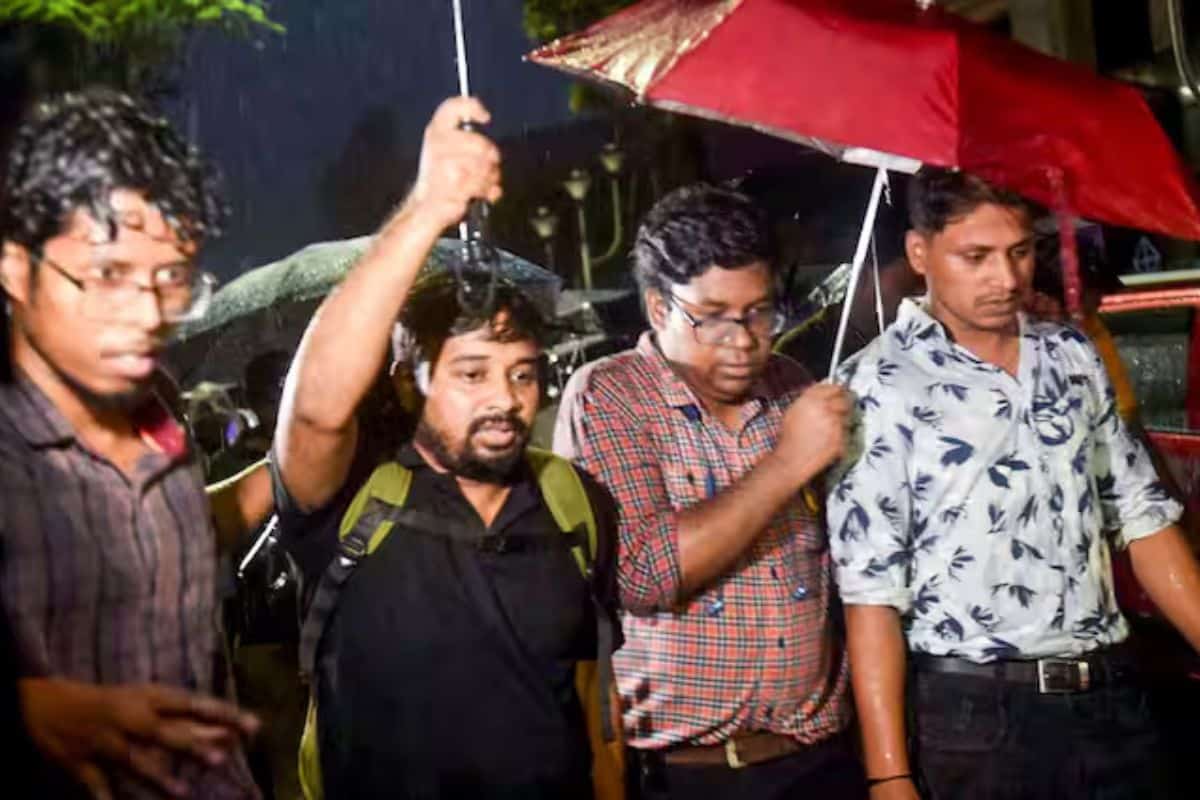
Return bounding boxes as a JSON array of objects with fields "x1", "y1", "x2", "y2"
[{"x1": 468, "y1": 413, "x2": 528, "y2": 438}]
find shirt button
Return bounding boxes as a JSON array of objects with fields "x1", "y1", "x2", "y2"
[
  {"x1": 777, "y1": 636, "x2": 786, "y2": 649},
  {"x1": 770, "y1": 566, "x2": 779, "y2": 579}
]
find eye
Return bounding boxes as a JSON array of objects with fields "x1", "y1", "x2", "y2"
[
  {"x1": 154, "y1": 263, "x2": 192, "y2": 287},
  {"x1": 460, "y1": 370, "x2": 486, "y2": 383},
  {"x1": 510, "y1": 368, "x2": 538, "y2": 386},
  {"x1": 92, "y1": 263, "x2": 127, "y2": 286}
]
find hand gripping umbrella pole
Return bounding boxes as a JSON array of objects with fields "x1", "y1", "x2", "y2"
[{"x1": 451, "y1": 0, "x2": 499, "y2": 314}]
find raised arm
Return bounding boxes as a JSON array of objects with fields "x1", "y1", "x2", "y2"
[{"x1": 274, "y1": 97, "x2": 501, "y2": 511}]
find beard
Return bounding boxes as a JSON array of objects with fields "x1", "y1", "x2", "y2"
[
  {"x1": 413, "y1": 411, "x2": 530, "y2": 484},
  {"x1": 24, "y1": 329, "x2": 150, "y2": 413}
]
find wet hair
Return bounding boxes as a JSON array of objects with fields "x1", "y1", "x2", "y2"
[
  {"x1": 907, "y1": 167, "x2": 1032, "y2": 236},
  {"x1": 0, "y1": 87, "x2": 225, "y2": 253},
  {"x1": 632, "y1": 183, "x2": 774, "y2": 294},
  {"x1": 391, "y1": 273, "x2": 550, "y2": 375}
]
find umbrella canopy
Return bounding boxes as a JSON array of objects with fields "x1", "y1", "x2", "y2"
[
  {"x1": 169, "y1": 237, "x2": 562, "y2": 384},
  {"x1": 528, "y1": 0, "x2": 1200, "y2": 241}
]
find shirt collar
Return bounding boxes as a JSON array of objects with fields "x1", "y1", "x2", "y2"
[
  {"x1": 0, "y1": 368, "x2": 189, "y2": 459},
  {"x1": 635, "y1": 331, "x2": 772, "y2": 417},
  {"x1": 893, "y1": 297, "x2": 1028, "y2": 371}
]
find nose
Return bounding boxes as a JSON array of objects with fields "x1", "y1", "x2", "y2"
[
  {"x1": 123, "y1": 285, "x2": 166, "y2": 332},
  {"x1": 994, "y1": 253, "x2": 1021, "y2": 294},
  {"x1": 484, "y1": 372, "x2": 522, "y2": 414},
  {"x1": 720, "y1": 320, "x2": 758, "y2": 350}
]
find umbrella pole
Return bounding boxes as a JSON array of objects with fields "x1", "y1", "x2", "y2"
[{"x1": 829, "y1": 166, "x2": 889, "y2": 376}]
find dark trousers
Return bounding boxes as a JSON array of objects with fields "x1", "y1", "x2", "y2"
[
  {"x1": 628, "y1": 732, "x2": 866, "y2": 800},
  {"x1": 910, "y1": 668, "x2": 1164, "y2": 800}
]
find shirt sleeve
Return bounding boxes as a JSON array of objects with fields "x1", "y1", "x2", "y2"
[
  {"x1": 553, "y1": 364, "x2": 684, "y2": 615},
  {"x1": 1083, "y1": 342, "x2": 1183, "y2": 545},
  {"x1": 825, "y1": 357, "x2": 916, "y2": 612}
]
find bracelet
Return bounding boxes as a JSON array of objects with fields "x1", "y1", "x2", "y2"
[{"x1": 867, "y1": 773, "x2": 913, "y2": 788}]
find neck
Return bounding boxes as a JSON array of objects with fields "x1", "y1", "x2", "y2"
[
  {"x1": 926, "y1": 299, "x2": 1021, "y2": 374},
  {"x1": 411, "y1": 441, "x2": 513, "y2": 527},
  {"x1": 11, "y1": 330, "x2": 135, "y2": 445}
]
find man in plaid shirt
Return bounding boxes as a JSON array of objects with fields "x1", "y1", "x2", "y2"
[{"x1": 555, "y1": 184, "x2": 864, "y2": 799}]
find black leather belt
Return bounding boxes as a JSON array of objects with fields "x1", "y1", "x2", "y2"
[{"x1": 912, "y1": 645, "x2": 1139, "y2": 694}]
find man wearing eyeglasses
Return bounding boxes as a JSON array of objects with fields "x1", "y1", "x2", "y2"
[
  {"x1": 0, "y1": 89, "x2": 263, "y2": 798},
  {"x1": 554, "y1": 184, "x2": 863, "y2": 799}
]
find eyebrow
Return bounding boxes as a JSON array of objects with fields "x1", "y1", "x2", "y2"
[{"x1": 957, "y1": 236, "x2": 1035, "y2": 252}]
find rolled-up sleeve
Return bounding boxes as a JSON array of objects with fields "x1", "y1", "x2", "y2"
[
  {"x1": 1085, "y1": 347, "x2": 1183, "y2": 545},
  {"x1": 825, "y1": 362, "x2": 915, "y2": 612},
  {"x1": 553, "y1": 365, "x2": 683, "y2": 614}
]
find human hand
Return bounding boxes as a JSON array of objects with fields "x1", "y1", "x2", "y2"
[
  {"x1": 408, "y1": 96, "x2": 502, "y2": 232},
  {"x1": 777, "y1": 382, "x2": 852, "y2": 482},
  {"x1": 20, "y1": 678, "x2": 259, "y2": 799}
]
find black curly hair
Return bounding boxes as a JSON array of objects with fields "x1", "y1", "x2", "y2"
[
  {"x1": 391, "y1": 272, "x2": 551, "y2": 375},
  {"x1": 907, "y1": 167, "x2": 1033, "y2": 236},
  {"x1": 632, "y1": 183, "x2": 775, "y2": 295},
  {"x1": 0, "y1": 87, "x2": 225, "y2": 254}
]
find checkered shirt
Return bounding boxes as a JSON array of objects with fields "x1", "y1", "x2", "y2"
[{"x1": 553, "y1": 332, "x2": 851, "y2": 749}]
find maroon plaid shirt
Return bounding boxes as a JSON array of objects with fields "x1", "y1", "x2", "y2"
[
  {"x1": 554, "y1": 333, "x2": 851, "y2": 749},
  {"x1": 0, "y1": 371, "x2": 258, "y2": 798}
]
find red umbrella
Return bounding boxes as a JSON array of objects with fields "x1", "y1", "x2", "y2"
[{"x1": 527, "y1": 0, "x2": 1200, "y2": 243}]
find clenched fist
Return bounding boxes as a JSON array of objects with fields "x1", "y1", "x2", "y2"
[
  {"x1": 778, "y1": 382, "x2": 853, "y2": 480},
  {"x1": 408, "y1": 97, "x2": 502, "y2": 232}
]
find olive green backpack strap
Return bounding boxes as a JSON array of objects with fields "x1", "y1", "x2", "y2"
[
  {"x1": 526, "y1": 448, "x2": 617, "y2": 744},
  {"x1": 298, "y1": 461, "x2": 414, "y2": 800}
]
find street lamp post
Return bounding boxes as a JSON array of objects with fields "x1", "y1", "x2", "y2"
[
  {"x1": 593, "y1": 142, "x2": 626, "y2": 268},
  {"x1": 563, "y1": 167, "x2": 594, "y2": 290},
  {"x1": 529, "y1": 205, "x2": 560, "y2": 270}
]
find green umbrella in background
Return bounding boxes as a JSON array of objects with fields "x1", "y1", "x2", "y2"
[{"x1": 168, "y1": 236, "x2": 562, "y2": 386}]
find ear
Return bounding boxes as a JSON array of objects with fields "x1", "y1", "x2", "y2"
[
  {"x1": 0, "y1": 241, "x2": 32, "y2": 305},
  {"x1": 905, "y1": 230, "x2": 929, "y2": 278},
  {"x1": 644, "y1": 288, "x2": 669, "y2": 332}
]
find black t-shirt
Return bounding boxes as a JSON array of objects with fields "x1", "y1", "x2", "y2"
[{"x1": 273, "y1": 444, "x2": 620, "y2": 800}]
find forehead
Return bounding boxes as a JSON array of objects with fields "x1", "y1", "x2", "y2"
[
  {"x1": 60, "y1": 188, "x2": 194, "y2": 260},
  {"x1": 437, "y1": 323, "x2": 541, "y2": 364},
  {"x1": 936, "y1": 202, "x2": 1032, "y2": 246},
  {"x1": 676, "y1": 261, "x2": 773, "y2": 305}
]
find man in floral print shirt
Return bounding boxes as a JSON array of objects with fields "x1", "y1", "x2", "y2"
[{"x1": 827, "y1": 167, "x2": 1200, "y2": 800}]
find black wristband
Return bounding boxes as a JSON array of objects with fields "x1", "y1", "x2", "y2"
[{"x1": 867, "y1": 773, "x2": 913, "y2": 788}]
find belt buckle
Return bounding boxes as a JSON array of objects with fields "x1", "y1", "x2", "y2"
[
  {"x1": 1037, "y1": 658, "x2": 1090, "y2": 693},
  {"x1": 724, "y1": 739, "x2": 747, "y2": 769}
]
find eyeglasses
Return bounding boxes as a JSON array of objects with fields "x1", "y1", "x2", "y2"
[
  {"x1": 665, "y1": 291, "x2": 785, "y2": 345},
  {"x1": 34, "y1": 252, "x2": 216, "y2": 324}
]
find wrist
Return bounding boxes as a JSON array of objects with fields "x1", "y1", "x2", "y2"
[
  {"x1": 392, "y1": 195, "x2": 457, "y2": 240},
  {"x1": 867, "y1": 772, "x2": 913, "y2": 787},
  {"x1": 765, "y1": 448, "x2": 822, "y2": 493}
]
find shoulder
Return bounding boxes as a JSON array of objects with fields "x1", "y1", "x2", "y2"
[
  {"x1": 1025, "y1": 317, "x2": 1105, "y2": 368},
  {"x1": 560, "y1": 347, "x2": 655, "y2": 415},
  {"x1": 833, "y1": 333, "x2": 897, "y2": 391}
]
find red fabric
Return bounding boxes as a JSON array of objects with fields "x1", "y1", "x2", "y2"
[
  {"x1": 532, "y1": 0, "x2": 1200, "y2": 240},
  {"x1": 133, "y1": 391, "x2": 189, "y2": 459}
]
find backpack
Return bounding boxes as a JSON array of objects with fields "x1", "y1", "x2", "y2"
[{"x1": 296, "y1": 447, "x2": 622, "y2": 799}]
